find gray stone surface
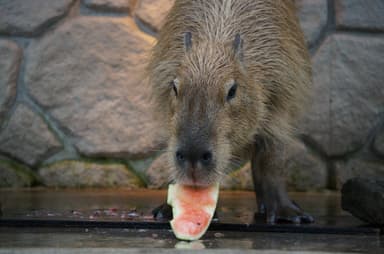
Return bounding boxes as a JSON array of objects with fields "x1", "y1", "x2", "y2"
[
  {"x1": 221, "y1": 163, "x2": 253, "y2": 191},
  {"x1": 296, "y1": 0, "x2": 328, "y2": 47},
  {"x1": 222, "y1": 140, "x2": 327, "y2": 191},
  {"x1": 145, "y1": 153, "x2": 171, "y2": 189},
  {"x1": 284, "y1": 140, "x2": 327, "y2": 191},
  {"x1": 39, "y1": 160, "x2": 143, "y2": 188},
  {"x1": 0, "y1": 159, "x2": 36, "y2": 187},
  {"x1": 0, "y1": 0, "x2": 75, "y2": 36},
  {"x1": 128, "y1": 155, "x2": 158, "y2": 179},
  {"x1": 25, "y1": 16, "x2": 163, "y2": 159},
  {"x1": 134, "y1": 0, "x2": 174, "y2": 32},
  {"x1": 0, "y1": 40, "x2": 21, "y2": 124},
  {"x1": 342, "y1": 177, "x2": 384, "y2": 225},
  {"x1": 335, "y1": 156, "x2": 384, "y2": 188},
  {"x1": 83, "y1": 0, "x2": 132, "y2": 13},
  {"x1": 300, "y1": 34, "x2": 384, "y2": 156},
  {"x1": 373, "y1": 129, "x2": 384, "y2": 157},
  {"x1": 336, "y1": 0, "x2": 384, "y2": 31},
  {"x1": 0, "y1": 104, "x2": 62, "y2": 166}
]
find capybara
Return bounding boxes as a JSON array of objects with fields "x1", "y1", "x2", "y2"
[{"x1": 148, "y1": 0, "x2": 313, "y2": 224}]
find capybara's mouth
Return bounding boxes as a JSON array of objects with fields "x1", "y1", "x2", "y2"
[
  {"x1": 176, "y1": 170, "x2": 218, "y2": 188},
  {"x1": 178, "y1": 177, "x2": 211, "y2": 188},
  {"x1": 180, "y1": 181, "x2": 210, "y2": 188}
]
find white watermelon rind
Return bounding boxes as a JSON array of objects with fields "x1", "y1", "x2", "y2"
[{"x1": 167, "y1": 183, "x2": 219, "y2": 241}]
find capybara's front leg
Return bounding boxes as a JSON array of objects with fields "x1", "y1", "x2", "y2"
[{"x1": 251, "y1": 137, "x2": 314, "y2": 224}]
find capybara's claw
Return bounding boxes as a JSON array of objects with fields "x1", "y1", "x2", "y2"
[
  {"x1": 256, "y1": 200, "x2": 314, "y2": 224},
  {"x1": 267, "y1": 213, "x2": 314, "y2": 224},
  {"x1": 299, "y1": 214, "x2": 315, "y2": 224},
  {"x1": 256, "y1": 211, "x2": 304, "y2": 224}
]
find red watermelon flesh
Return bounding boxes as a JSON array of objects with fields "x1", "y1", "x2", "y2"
[{"x1": 167, "y1": 183, "x2": 219, "y2": 241}]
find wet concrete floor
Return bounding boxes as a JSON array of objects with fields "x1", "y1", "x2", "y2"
[{"x1": 0, "y1": 189, "x2": 382, "y2": 253}]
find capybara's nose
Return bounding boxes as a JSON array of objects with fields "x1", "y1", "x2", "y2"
[{"x1": 175, "y1": 148, "x2": 213, "y2": 168}]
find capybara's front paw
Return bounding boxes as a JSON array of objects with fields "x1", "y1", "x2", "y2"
[
  {"x1": 152, "y1": 203, "x2": 173, "y2": 221},
  {"x1": 255, "y1": 193, "x2": 314, "y2": 224},
  {"x1": 265, "y1": 200, "x2": 314, "y2": 224}
]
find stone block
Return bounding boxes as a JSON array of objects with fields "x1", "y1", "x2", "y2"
[
  {"x1": 134, "y1": 0, "x2": 175, "y2": 32},
  {"x1": 25, "y1": 16, "x2": 163, "y2": 159},
  {"x1": 39, "y1": 160, "x2": 144, "y2": 188},
  {"x1": 0, "y1": 0, "x2": 75, "y2": 36},
  {"x1": 300, "y1": 34, "x2": 384, "y2": 156},
  {"x1": 83, "y1": 0, "x2": 133, "y2": 13},
  {"x1": 296, "y1": 0, "x2": 328, "y2": 47},
  {"x1": 336, "y1": 0, "x2": 384, "y2": 31},
  {"x1": 0, "y1": 104, "x2": 62, "y2": 166},
  {"x1": 0, "y1": 40, "x2": 21, "y2": 124},
  {"x1": 342, "y1": 177, "x2": 384, "y2": 225},
  {"x1": 0, "y1": 158, "x2": 36, "y2": 188}
]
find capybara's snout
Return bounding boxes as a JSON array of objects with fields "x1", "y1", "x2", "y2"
[{"x1": 172, "y1": 130, "x2": 217, "y2": 186}]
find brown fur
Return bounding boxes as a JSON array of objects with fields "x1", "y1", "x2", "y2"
[{"x1": 148, "y1": 0, "x2": 311, "y2": 186}]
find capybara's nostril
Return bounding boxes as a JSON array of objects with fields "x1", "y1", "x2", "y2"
[
  {"x1": 201, "y1": 151, "x2": 213, "y2": 165},
  {"x1": 176, "y1": 150, "x2": 185, "y2": 164}
]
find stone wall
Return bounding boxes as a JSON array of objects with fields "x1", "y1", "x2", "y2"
[{"x1": 0, "y1": 0, "x2": 383, "y2": 190}]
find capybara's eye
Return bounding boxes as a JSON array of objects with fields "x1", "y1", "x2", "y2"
[
  {"x1": 227, "y1": 83, "x2": 237, "y2": 101},
  {"x1": 171, "y1": 79, "x2": 179, "y2": 96}
]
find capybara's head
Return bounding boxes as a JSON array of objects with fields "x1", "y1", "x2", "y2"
[
  {"x1": 148, "y1": 0, "x2": 312, "y2": 187},
  {"x1": 150, "y1": 33, "x2": 266, "y2": 187}
]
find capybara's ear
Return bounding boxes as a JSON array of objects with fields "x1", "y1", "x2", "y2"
[
  {"x1": 184, "y1": 31, "x2": 192, "y2": 51},
  {"x1": 233, "y1": 33, "x2": 243, "y2": 61}
]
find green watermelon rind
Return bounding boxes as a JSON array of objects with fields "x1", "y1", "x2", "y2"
[{"x1": 167, "y1": 183, "x2": 219, "y2": 241}]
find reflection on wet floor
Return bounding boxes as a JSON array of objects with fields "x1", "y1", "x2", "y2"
[
  {"x1": 0, "y1": 189, "x2": 350, "y2": 222},
  {"x1": 0, "y1": 226, "x2": 382, "y2": 252},
  {"x1": 0, "y1": 189, "x2": 383, "y2": 252}
]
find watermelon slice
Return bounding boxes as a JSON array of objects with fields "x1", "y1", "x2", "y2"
[{"x1": 167, "y1": 183, "x2": 219, "y2": 241}]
